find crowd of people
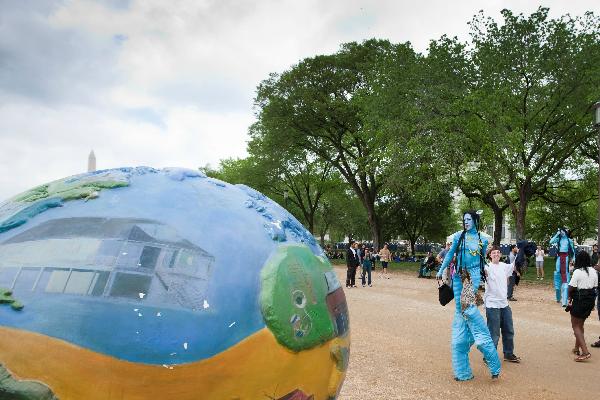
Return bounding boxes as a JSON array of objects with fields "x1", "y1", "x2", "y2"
[
  {"x1": 339, "y1": 211, "x2": 600, "y2": 381},
  {"x1": 344, "y1": 242, "x2": 392, "y2": 288},
  {"x1": 433, "y1": 213, "x2": 599, "y2": 380}
]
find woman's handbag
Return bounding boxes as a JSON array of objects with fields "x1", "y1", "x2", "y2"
[{"x1": 438, "y1": 279, "x2": 454, "y2": 306}]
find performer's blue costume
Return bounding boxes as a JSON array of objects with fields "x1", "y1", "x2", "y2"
[
  {"x1": 549, "y1": 229, "x2": 575, "y2": 306},
  {"x1": 437, "y1": 212, "x2": 501, "y2": 381}
]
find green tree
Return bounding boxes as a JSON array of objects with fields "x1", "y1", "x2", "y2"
[
  {"x1": 204, "y1": 153, "x2": 337, "y2": 236},
  {"x1": 317, "y1": 189, "x2": 370, "y2": 246},
  {"x1": 382, "y1": 143, "x2": 454, "y2": 255},
  {"x1": 252, "y1": 39, "x2": 420, "y2": 249},
  {"x1": 250, "y1": 148, "x2": 337, "y2": 235},
  {"x1": 429, "y1": 8, "x2": 600, "y2": 239},
  {"x1": 526, "y1": 169, "x2": 598, "y2": 244}
]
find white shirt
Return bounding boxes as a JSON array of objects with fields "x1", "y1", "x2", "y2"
[
  {"x1": 535, "y1": 249, "x2": 545, "y2": 262},
  {"x1": 484, "y1": 261, "x2": 514, "y2": 308},
  {"x1": 569, "y1": 267, "x2": 598, "y2": 289}
]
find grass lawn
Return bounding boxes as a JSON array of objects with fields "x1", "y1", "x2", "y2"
[
  {"x1": 519, "y1": 257, "x2": 558, "y2": 285},
  {"x1": 329, "y1": 257, "x2": 560, "y2": 285},
  {"x1": 329, "y1": 258, "x2": 421, "y2": 274}
]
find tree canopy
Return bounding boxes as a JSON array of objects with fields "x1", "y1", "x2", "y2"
[{"x1": 206, "y1": 7, "x2": 600, "y2": 249}]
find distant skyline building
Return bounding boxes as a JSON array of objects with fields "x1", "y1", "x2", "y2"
[{"x1": 88, "y1": 150, "x2": 96, "y2": 172}]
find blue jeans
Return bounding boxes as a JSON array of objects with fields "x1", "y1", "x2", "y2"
[
  {"x1": 361, "y1": 265, "x2": 372, "y2": 285},
  {"x1": 486, "y1": 306, "x2": 514, "y2": 356}
]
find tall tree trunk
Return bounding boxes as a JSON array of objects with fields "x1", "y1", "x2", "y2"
[
  {"x1": 493, "y1": 207, "x2": 504, "y2": 246},
  {"x1": 515, "y1": 201, "x2": 527, "y2": 241},
  {"x1": 307, "y1": 221, "x2": 314, "y2": 235},
  {"x1": 298, "y1": 206, "x2": 316, "y2": 235},
  {"x1": 365, "y1": 205, "x2": 382, "y2": 250},
  {"x1": 514, "y1": 181, "x2": 532, "y2": 240},
  {"x1": 480, "y1": 194, "x2": 507, "y2": 246}
]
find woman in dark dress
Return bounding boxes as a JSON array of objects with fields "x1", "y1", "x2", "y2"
[{"x1": 568, "y1": 251, "x2": 599, "y2": 361}]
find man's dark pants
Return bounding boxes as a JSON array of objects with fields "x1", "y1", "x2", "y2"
[
  {"x1": 507, "y1": 273, "x2": 516, "y2": 299},
  {"x1": 346, "y1": 266, "x2": 357, "y2": 287},
  {"x1": 486, "y1": 306, "x2": 515, "y2": 356}
]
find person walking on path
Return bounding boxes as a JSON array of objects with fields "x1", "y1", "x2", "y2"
[
  {"x1": 507, "y1": 245, "x2": 519, "y2": 301},
  {"x1": 590, "y1": 245, "x2": 600, "y2": 349},
  {"x1": 567, "y1": 251, "x2": 598, "y2": 361},
  {"x1": 535, "y1": 246, "x2": 545, "y2": 280},
  {"x1": 550, "y1": 228, "x2": 575, "y2": 307},
  {"x1": 361, "y1": 249, "x2": 373, "y2": 287},
  {"x1": 379, "y1": 244, "x2": 392, "y2": 279},
  {"x1": 346, "y1": 241, "x2": 360, "y2": 288},
  {"x1": 484, "y1": 246, "x2": 521, "y2": 363},
  {"x1": 436, "y1": 210, "x2": 501, "y2": 381}
]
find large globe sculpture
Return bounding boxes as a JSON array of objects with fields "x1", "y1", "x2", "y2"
[{"x1": 0, "y1": 167, "x2": 349, "y2": 400}]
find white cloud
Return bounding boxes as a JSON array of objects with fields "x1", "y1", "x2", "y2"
[
  {"x1": 1, "y1": 0, "x2": 598, "y2": 200},
  {"x1": 0, "y1": 100, "x2": 251, "y2": 199}
]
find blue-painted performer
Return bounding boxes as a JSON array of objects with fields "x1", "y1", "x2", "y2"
[
  {"x1": 436, "y1": 210, "x2": 501, "y2": 381},
  {"x1": 550, "y1": 228, "x2": 575, "y2": 307}
]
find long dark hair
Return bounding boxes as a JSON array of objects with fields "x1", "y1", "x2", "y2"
[
  {"x1": 574, "y1": 251, "x2": 591, "y2": 275},
  {"x1": 456, "y1": 210, "x2": 486, "y2": 282}
]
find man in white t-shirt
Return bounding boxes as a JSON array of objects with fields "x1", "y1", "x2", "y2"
[{"x1": 484, "y1": 245, "x2": 521, "y2": 363}]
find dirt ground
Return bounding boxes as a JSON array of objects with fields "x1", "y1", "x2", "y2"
[{"x1": 335, "y1": 267, "x2": 600, "y2": 400}]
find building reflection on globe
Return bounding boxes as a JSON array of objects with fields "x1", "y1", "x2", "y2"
[{"x1": 0, "y1": 167, "x2": 349, "y2": 400}]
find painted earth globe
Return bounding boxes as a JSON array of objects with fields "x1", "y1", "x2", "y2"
[{"x1": 0, "y1": 167, "x2": 349, "y2": 400}]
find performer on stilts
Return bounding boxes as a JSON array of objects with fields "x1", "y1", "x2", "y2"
[
  {"x1": 550, "y1": 228, "x2": 575, "y2": 307},
  {"x1": 437, "y1": 210, "x2": 501, "y2": 381}
]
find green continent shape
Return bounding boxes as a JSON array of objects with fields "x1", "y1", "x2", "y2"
[
  {"x1": 0, "y1": 364, "x2": 57, "y2": 400},
  {"x1": 13, "y1": 178, "x2": 127, "y2": 203},
  {"x1": 0, "y1": 172, "x2": 129, "y2": 234},
  {"x1": 0, "y1": 288, "x2": 24, "y2": 311},
  {"x1": 260, "y1": 244, "x2": 336, "y2": 351}
]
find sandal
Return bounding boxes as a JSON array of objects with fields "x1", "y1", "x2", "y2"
[
  {"x1": 572, "y1": 347, "x2": 581, "y2": 356},
  {"x1": 574, "y1": 353, "x2": 591, "y2": 362}
]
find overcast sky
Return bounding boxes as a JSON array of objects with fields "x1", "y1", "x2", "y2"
[{"x1": 0, "y1": 0, "x2": 598, "y2": 200}]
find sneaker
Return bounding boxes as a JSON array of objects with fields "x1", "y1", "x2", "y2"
[
  {"x1": 362, "y1": 284, "x2": 366, "y2": 287},
  {"x1": 504, "y1": 354, "x2": 521, "y2": 363},
  {"x1": 455, "y1": 375, "x2": 474, "y2": 381},
  {"x1": 368, "y1": 284, "x2": 372, "y2": 287},
  {"x1": 508, "y1": 297, "x2": 517, "y2": 301},
  {"x1": 491, "y1": 374, "x2": 500, "y2": 380}
]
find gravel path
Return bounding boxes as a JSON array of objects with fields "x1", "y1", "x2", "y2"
[{"x1": 335, "y1": 267, "x2": 600, "y2": 400}]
